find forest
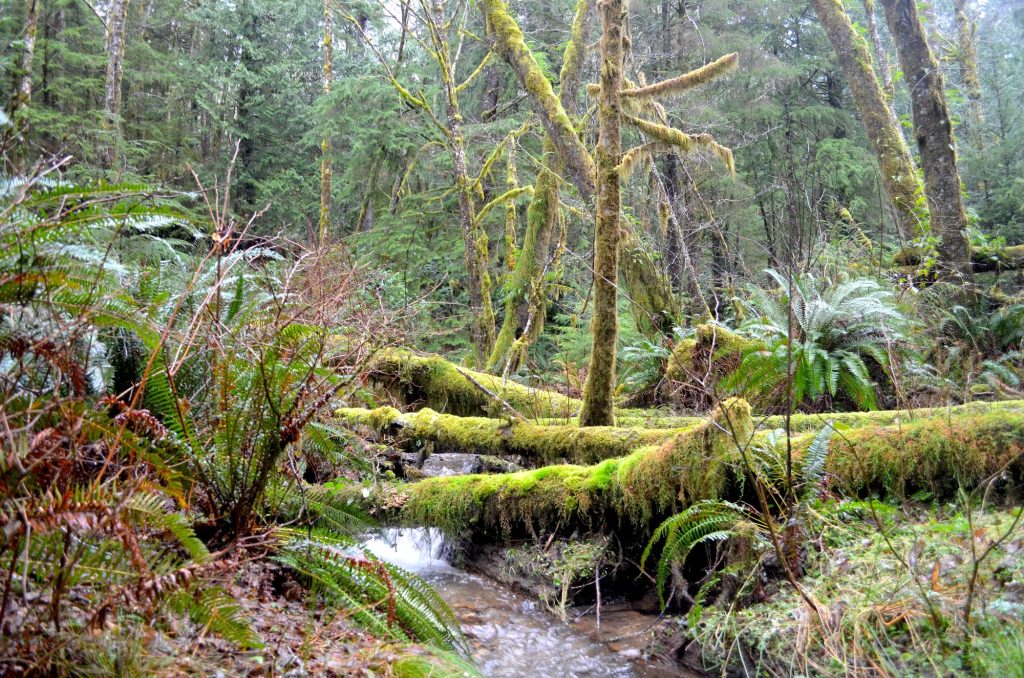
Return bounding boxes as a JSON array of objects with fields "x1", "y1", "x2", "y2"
[{"x1": 1, "y1": 0, "x2": 1023, "y2": 675}]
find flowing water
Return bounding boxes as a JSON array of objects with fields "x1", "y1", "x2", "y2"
[{"x1": 363, "y1": 528, "x2": 669, "y2": 678}]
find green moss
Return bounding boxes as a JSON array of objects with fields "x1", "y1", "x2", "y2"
[
  {"x1": 349, "y1": 402, "x2": 1024, "y2": 546},
  {"x1": 795, "y1": 411, "x2": 1024, "y2": 498},
  {"x1": 336, "y1": 405, "x2": 682, "y2": 464},
  {"x1": 394, "y1": 398, "x2": 753, "y2": 538},
  {"x1": 665, "y1": 324, "x2": 759, "y2": 410},
  {"x1": 480, "y1": 0, "x2": 595, "y2": 198}
]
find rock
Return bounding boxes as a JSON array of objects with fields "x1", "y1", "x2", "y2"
[{"x1": 420, "y1": 453, "x2": 483, "y2": 477}]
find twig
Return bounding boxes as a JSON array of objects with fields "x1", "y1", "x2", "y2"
[{"x1": 453, "y1": 366, "x2": 525, "y2": 422}]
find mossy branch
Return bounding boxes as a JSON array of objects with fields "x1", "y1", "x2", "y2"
[
  {"x1": 615, "y1": 143, "x2": 674, "y2": 180},
  {"x1": 623, "y1": 115, "x2": 735, "y2": 175},
  {"x1": 455, "y1": 50, "x2": 494, "y2": 94},
  {"x1": 479, "y1": 0, "x2": 596, "y2": 198},
  {"x1": 475, "y1": 186, "x2": 534, "y2": 225},
  {"x1": 620, "y1": 52, "x2": 739, "y2": 99}
]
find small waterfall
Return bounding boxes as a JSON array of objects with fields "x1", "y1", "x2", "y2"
[
  {"x1": 359, "y1": 528, "x2": 658, "y2": 677},
  {"x1": 362, "y1": 527, "x2": 456, "y2": 574}
]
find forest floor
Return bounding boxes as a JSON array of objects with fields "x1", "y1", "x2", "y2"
[{"x1": 101, "y1": 559, "x2": 440, "y2": 677}]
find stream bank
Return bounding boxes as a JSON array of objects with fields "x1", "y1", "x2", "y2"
[{"x1": 363, "y1": 529, "x2": 698, "y2": 677}]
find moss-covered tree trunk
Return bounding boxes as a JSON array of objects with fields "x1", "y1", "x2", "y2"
[
  {"x1": 881, "y1": 0, "x2": 972, "y2": 279},
  {"x1": 486, "y1": 0, "x2": 593, "y2": 373},
  {"x1": 953, "y1": 0, "x2": 984, "y2": 140},
  {"x1": 862, "y1": 0, "x2": 894, "y2": 99},
  {"x1": 810, "y1": 0, "x2": 927, "y2": 244},
  {"x1": 12, "y1": 0, "x2": 38, "y2": 118},
  {"x1": 102, "y1": 0, "x2": 131, "y2": 170},
  {"x1": 318, "y1": 0, "x2": 333, "y2": 244},
  {"x1": 480, "y1": 0, "x2": 596, "y2": 200},
  {"x1": 579, "y1": 0, "x2": 625, "y2": 427}
]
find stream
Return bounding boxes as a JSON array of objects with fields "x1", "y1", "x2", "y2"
[{"x1": 363, "y1": 528, "x2": 677, "y2": 678}]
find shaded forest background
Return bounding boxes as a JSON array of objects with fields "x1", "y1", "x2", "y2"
[{"x1": 4, "y1": 0, "x2": 1022, "y2": 377}]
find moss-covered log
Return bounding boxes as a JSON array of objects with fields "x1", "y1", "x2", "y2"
[
  {"x1": 366, "y1": 349, "x2": 581, "y2": 419},
  {"x1": 349, "y1": 405, "x2": 1024, "y2": 541},
  {"x1": 362, "y1": 399, "x2": 753, "y2": 536},
  {"x1": 618, "y1": 399, "x2": 1024, "y2": 433},
  {"x1": 336, "y1": 405, "x2": 688, "y2": 465},
  {"x1": 895, "y1": 244, "x2": 1024, "y2": 273},
  {"x1": 340, "y1": 400, "x2": 1024, "y2": 468}
]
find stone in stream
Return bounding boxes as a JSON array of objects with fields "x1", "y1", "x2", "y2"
[{"x1": 420, "y1": 452, "x2": 484, "y2": 476}]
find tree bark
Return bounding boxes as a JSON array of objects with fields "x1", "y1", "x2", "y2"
[
  {"x1": 579, "y1": 0, "x2": 624, "y2": 427},
  {"x1": 810, "y1": 0, "x2": 927, "y2": 244},
  {"x1": 881, "y1": 0, "x2": 972, "y2": 278},
  {"x1": 102, "y1": 0, "x2": 131, "y2": 170}
]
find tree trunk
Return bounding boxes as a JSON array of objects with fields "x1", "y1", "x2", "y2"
[
  {"x1": 102, "y1": 0, "x2": 131, "y2": 170},
  {"x1": 13, "y1": 0, "x2": 38, "y2": 116},
  {"x1": 318, "y1": 0, "x2": 333, "y2": 244},
  {"x1": 579, "y1": 0, "x2": 624, "y2": 427},
  {"x1": 431, "y1": 0, "x2": 494, "y2": 363},
  {"x1": 485, "y1": 0, "x2": 592, "y2": 373},
  {"x1": 953, "y1": 0, "x2": 984, "y2": 137},
  {"x1": 480, "y1": 0, "x2": 596, "y2": 200},
  {"x1": 881, "y1": 0, "x2": 972, "y2": 278},
  {"x1": 810, "y1": 0, "x2": 927, "y2": 244},
  {"x1": 862, "y1": 0, "x2": 894, "y2": 99},
  {"x1": 2, "y1": 0, "x2": 38, "y2": 166}
]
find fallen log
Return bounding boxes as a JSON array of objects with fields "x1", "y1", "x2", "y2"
[
  {"x1": 894, "y1": 244, "x2": 1024, "y2": 273},
  {"x1": 366, "y1": 349, "x2": 581, "y2": 419},
  {"x1": 616, "y1": 399, "x2": 1024, "y2": 433},
  {"x1": 343, "y1": 405, "x2": 1024, "y2": 541},
  {"x1": 338, "y1": 401, "x2": 1024, "y2": 467},
  {"x1": 336, "y1": 406, "x2": 685, "y2": 465},
  {"x1": 351, "y1": 399, "x2": 753, "y2": 536}
]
